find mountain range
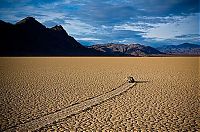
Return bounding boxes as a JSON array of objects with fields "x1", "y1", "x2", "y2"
[
  {"x1": 156, "y1": 43, "x2": 200, "y2": 55},
  {"x1": 0, "y1": 17, "x2": 101, "y2": 56},
  {"x1": 89, "y1": 43, "x2": 163, "y2": 56},
  {"x1": 0, "y1": 17, "x2": 199, "y2": 56}
]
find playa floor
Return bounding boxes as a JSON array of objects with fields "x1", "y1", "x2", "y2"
[{"x1": 0, "y1": 57, "x2": 199, "y2": 131}]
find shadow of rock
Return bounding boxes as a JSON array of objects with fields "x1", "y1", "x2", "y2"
[{"x1": 135, "y1": 80, "x2": 149, "y2": 83}]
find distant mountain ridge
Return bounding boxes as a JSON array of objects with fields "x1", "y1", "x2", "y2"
[
  {"x1": 157, "y1": 43, "x2": 200, "y2": 55},
  {"x1": 89, "y1": 43, "x2": 163, "y2": 56},
  {"x1": 0, "y1": 17, "x2": 101, "y2": 56},
  {"x1": 0, "y1": 17, "x2": 199, "y2": 56}
]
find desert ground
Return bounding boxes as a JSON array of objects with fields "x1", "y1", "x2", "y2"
[{"x1": 0, "y1": 57, "x2": 199, "y2": 131}]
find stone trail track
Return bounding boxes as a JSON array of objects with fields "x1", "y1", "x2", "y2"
[{"x1": 5, "y1": 82, "x2": 136, "y2": 132}]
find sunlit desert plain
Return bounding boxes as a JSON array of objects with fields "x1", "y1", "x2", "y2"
[{"x1": 0, "y1": 57, "x2": 199, "y2": 131}]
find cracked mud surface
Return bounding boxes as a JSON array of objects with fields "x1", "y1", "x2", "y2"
[
  {"x1": 0, "y1": 57, "x2": 199, "y2": 131},
  {"x1": 7, "y1": 82, "x2": 135, "y2": 131}
]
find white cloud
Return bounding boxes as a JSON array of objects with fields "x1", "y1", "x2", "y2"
[
  {"x1": 114, "y1": 22, "x2": 157, "y2": 32},
  {"x1": 114, "y1": 13, "x2": 199, "y2": 41},
  {"x1": 76, "y1": 37, "x2": 101, "y2": 41},
  {"x1": 62, "y1": 19, "x2": 97, "y2": 35},
  {"x1": 37, "y1": 13, "x2": 66, "y2": 23},
  {"x1": 0, "y1": 5, "x2": 66, "y2": 24},
  {"x1": 144, "y1": 14, "x2": 199, "y2": 41},
  {"x1": 38, "y1": 0, "x2": 72, "y2": 9}
]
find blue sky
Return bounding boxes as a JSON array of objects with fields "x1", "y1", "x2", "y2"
[{"x1": 0, "y1": 0, "x2": 199, "y2": 46}]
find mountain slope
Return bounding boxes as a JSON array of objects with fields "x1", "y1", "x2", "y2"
[
  {"x1": 0, "y1": 17, "x2": 101, "y2": 56},
  {"x1": 89, "y1": 43, "x2": 163, "y2": 56},
  {"x1": 157, "y1": 43, "x2": 200, "y2": 55}
]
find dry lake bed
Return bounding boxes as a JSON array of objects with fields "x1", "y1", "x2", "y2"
[{"x1": 0, "y1": 57, "x2": 199, "y2": 131}]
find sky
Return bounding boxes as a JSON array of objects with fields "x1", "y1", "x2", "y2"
[{"x1": 0, "y1": 0, "x2": 199, "y2": 47}]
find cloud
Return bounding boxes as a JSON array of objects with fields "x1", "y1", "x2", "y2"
[
  {"x1": 175, "y1": 34, "x2": 200, "y2": 39},
  {"x1": 114, "y1": 23, "x2": 154, "y2": 32},
  {"x1": 62, "y1": 19, "x2": 97, "y2": 36},
  {"x1": 114, "y1": 13, "x2": 199, "y2": 42},
  {"x1": 76, "y1": 37, "x2": 101, "y2": 41},
  {"x1": 143, "y1": 13, "x2": 199, "y2": 41},
  {"x1": 174, "y1": 34, "x2": 200, "y2": 43},
  {"x1": 38, "y1": 0, "x2": 72, "y2": 9},
  {"x1": 0, "y1": 4, "x2": 67, "y2": 23},
  {"x1": 0, "y1": 0, "x2": 199, "y2": 45}
]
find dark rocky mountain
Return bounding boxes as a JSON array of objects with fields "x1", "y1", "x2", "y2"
[
  {"x1": 89, "y1": 43, "x2": 163, "y2": 56},
  {"x1": 157, "y1": 43, "x2": 200, "y2": 55},
  {"x1": 2, "y1": 17, "x2": 198, "y2": 56},
  {"x1": 0, "y1": 17, "x2": 102, "y2": 56}
]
